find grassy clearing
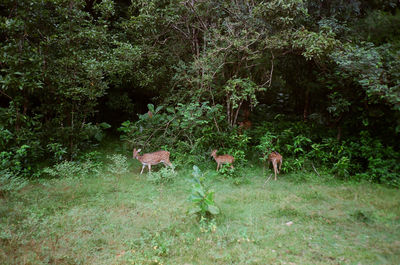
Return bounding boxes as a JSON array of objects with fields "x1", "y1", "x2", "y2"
[{"x1": 1, "y1": 157, "x2": 399, "y2": 265}]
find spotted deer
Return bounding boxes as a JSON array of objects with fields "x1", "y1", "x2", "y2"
[
  {"x1": 211, "y1": 149, "x2": 234, "y2": 171},
  {"x1": 133, "y1": 148, "x2": 173, "y2": 174},
  {"x1": 268, "y1": 151, "x2": 283, "y2": 180}
]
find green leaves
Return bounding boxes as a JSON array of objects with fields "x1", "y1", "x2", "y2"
[
  {"x1": 292, "y1": 27, "x2": 339, "y2": 61},
  {"x1": 331, "y1": 42, "x2": 400, "y2": 110},
  {"x1": 224, "y1": 78, "x2": 266, "y2": 127},
  {"x1": 224, "y1": 78, "x2": 266, "y2": 109},
  {"x1": 188, "y1": 165, "x2": 220, "y2": 218},
  {"x1": 207, "y1": 204, "x2": 220, "y2": 215}
]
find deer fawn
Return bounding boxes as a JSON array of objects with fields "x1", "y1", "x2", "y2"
[
  {"x1": 133, "y1": 148, "x2": 173, "y2": 174},
  {"x1": 211, "y1": 149, "x2": 234, "y2": 171},
  {"x1": 268, "y1": 151, "x2": 283, "y2": 180},
  {"x1": 238, "y1": 120, "x2": 252, "y2": 134}
]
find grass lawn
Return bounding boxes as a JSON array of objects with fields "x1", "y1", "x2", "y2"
[{"x1": 1, "y1": 155, "x2": 399, "y2": 264}]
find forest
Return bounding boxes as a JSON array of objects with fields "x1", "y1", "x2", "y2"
[{"x1": 1, "y1": 0, "x2": 400, "y2": 264}]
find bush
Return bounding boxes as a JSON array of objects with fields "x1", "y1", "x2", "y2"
[
  {"x1": 0, "y1": 106, "x2": 110, "y2": 178},
  {"x1": 253, "y1": 122, "x2": 400, "y2": 187},
  {"x1": 0, "y1": 144, "x2": 37, "y2": 177},
  {"x1": 119, "y1": 102, "x2": 250, "y2": 167}
]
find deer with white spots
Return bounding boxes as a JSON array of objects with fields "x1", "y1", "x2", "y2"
[
  {"x1": 211, "y1": 149, "x2": 234, "y2": 171},
  {"x1": 133, "y1": 148, "x2": 173, "y2": 174},
  {"x1": 268, "y1": 151, "x2": 283, "y2": 180}
]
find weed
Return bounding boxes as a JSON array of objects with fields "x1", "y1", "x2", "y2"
[
  {"x1": 147, "y1": 166, "x2": 177, "y2": 184},
  {"x1": 218, "y1": 164, "x2": 238, "y2": 179},
  {"x1": 42, "y1": 160, "x2": 84, "y2": 178},
  {"x1": 188, "y1": 166, "x2": 220, "y2": 218},
  {"x1": 107, "y1": 154, "x2": 129, "y2": 177},
  {"x1": 0, "y1": 169, "x2": 27, "y2": 197}
]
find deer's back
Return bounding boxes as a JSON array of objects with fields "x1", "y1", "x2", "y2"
[
  {"x1": 216, "y1": 154, "x2": 234, "y2": 164},
  {"x1": 268, "y1": 152, "x2": 282, "y2": 161},
  {"x1": 141, "y1": 150, "x2": 170, "y2": 164}
]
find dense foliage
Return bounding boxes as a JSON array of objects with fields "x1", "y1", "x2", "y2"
[{"x1": 1, "y1": 0, "x2": 399, "y2": 185}]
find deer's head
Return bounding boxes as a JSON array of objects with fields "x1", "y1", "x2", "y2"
[
  {"x1": 133, "y1": 148, "x2": 141, "y2": 159},
  {"x1": 211, "y1": 149, "x2": 217, "y2": 157}
]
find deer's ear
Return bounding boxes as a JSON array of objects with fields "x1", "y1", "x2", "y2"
[{"x1": 137, "y1": 149, "x2": 141, "y2": 153}]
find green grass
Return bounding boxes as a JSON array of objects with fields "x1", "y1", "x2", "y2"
[{"x1": 1, "y1": 156, "x2": 400, "y2": 264}]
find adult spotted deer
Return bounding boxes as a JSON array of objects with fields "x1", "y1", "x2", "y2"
[
  {"x1": 268, "y1": 151, "x2": 283, "y2": 180},
  {"x1": 211, "y1": 149, "x2": 234, "y2": 171},
  {"x1": 133, "y1": 148, "x2": 173, "y2": 174}
]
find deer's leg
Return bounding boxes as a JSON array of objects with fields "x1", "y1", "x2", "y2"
[
  {"x1": 230, "y1": 163, "x2": 234, "y2": 169},
  {"x1": 216, "y1": 163, "x2": 220, "y2": 171},
  {"x1": 273, "y1": 161, "x2": 278, "y2": 180},
  {"x1": 166, "y1": 160, "x2": 172, "y2": 167},
  {"x1": 148, "y1": 165, "x2": 151, "y2": 173},
  {"x1": 168, "y1": 161, "x2": 174, "y2": 171},
  {"x1": 140, "y1": 164, "x2": 145, "y2": 174}
]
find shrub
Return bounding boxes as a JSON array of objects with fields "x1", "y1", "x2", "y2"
[
  {"x1": 0, "y1": 144, "x2": 37, "y2": 177},
  {"x1": 253, "y1": 122, "x2": 400, "y2": 187},
  {"x1": 256, "y1": 131, "x2": 278, "y2": 157},
  {"x1": 119, "y1": 102, "x2": 250, "y2": 167}
]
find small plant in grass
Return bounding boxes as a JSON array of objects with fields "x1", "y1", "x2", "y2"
[
  {"x1": 199, "y1": 216, "x2": 217, "y2": 233},
  {"x1": 107, "y1": 154, "x2": 129, "y2": 177},
  {"x1": 0, "y1": 169, "x2": 27, "y2": 197},
  {"x1": 46, "y1": 143, "x2": 68, "y2": 162},
  {"x1": 42, "y1": 160, "x2": 88, "y2": 178},
  {"x1": 332, "y1": 156, "x2": 351, "y2": 178},
  {"x1": 217, "y1": 164, "x2": 249, "y2": 185},
  {"x1": 125, "y1": 230, "x2": 171, "y2": 263},
  {"x1": 147, "y1": 166, "x2": 176, "y2": 184},
  {"x1": 218, "y1": 163, "x2": 238, "y2": 178},
  {"x1": 281, "y1": 157, "x2": 305, "y2": 173},
  {"x1": 79, "y1": 151, "x2": 103, "y2": 175},
  {"x1": 188, "y1": 165, "x2": 220, "y2": 218}
]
